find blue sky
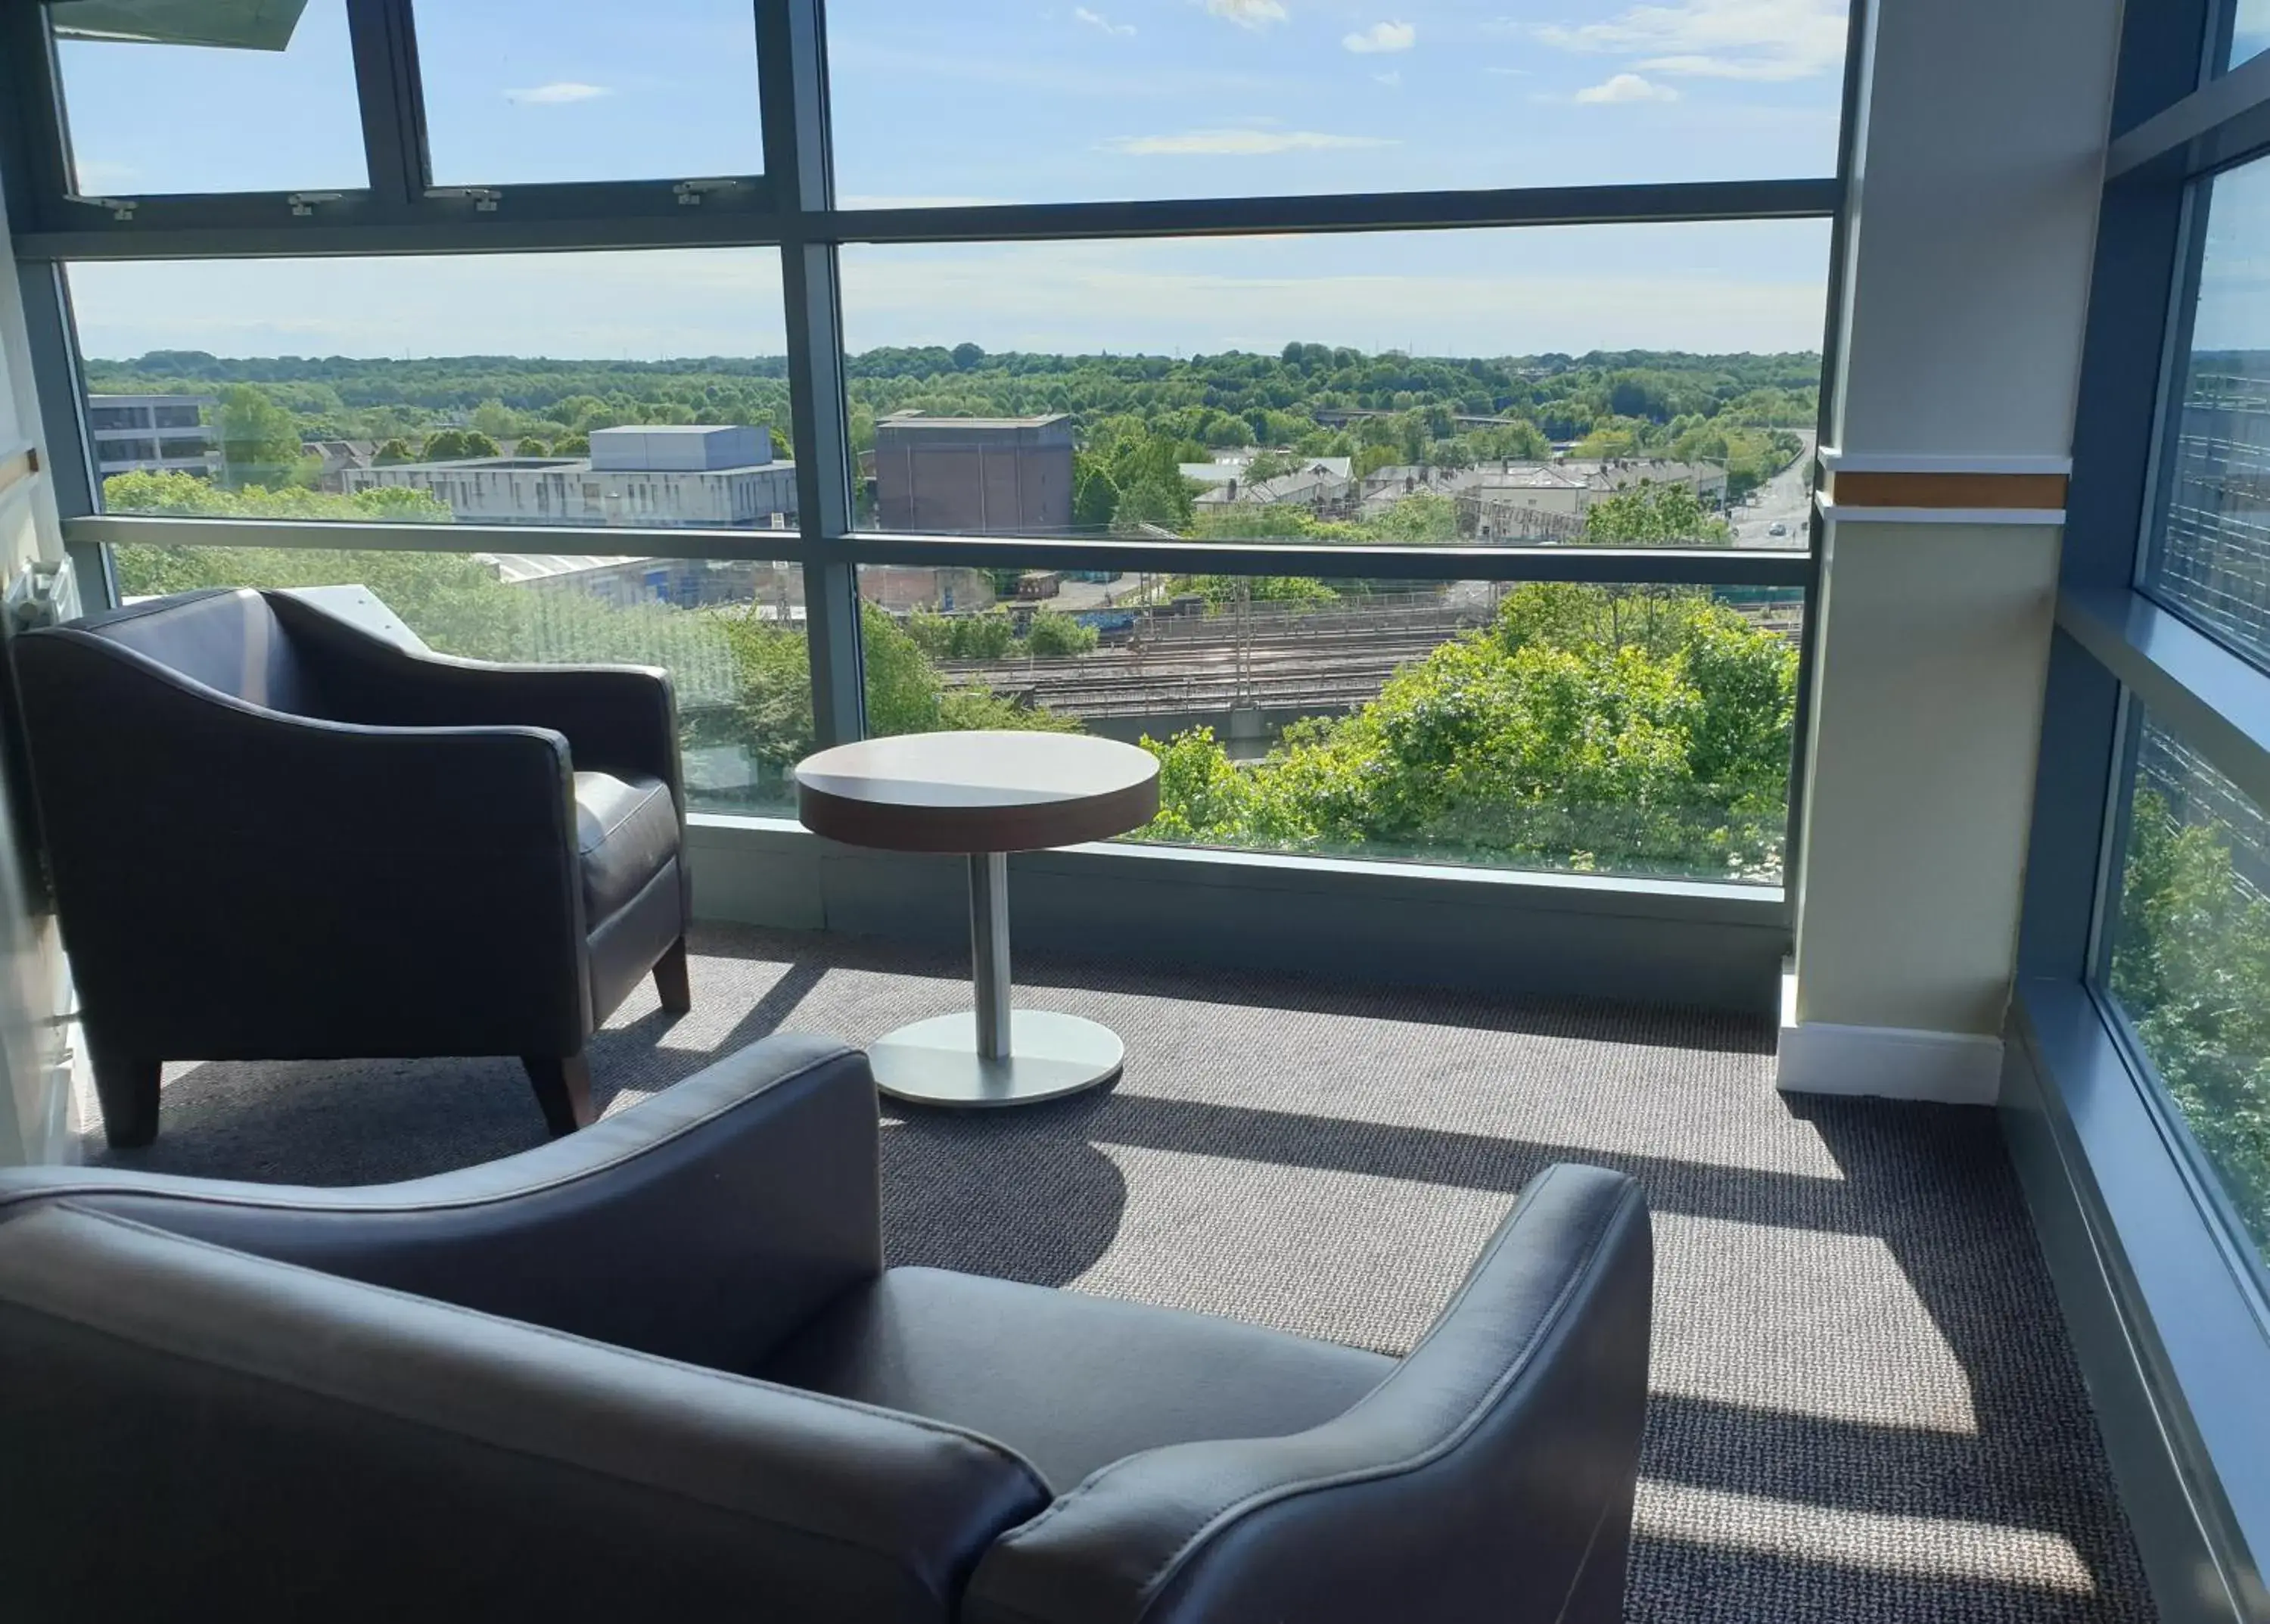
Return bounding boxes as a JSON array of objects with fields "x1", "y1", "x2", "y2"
[{"x1": 54, "y1": 0, "x2": 1846, "y2": 359}]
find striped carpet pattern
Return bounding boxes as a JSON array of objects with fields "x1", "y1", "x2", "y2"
[{"x1": 86, "y1": 923, "x2": 2154, "y2": 1622}]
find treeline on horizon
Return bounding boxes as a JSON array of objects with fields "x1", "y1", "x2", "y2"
[{"x1": 82, "y1": 344, "x2": 1818, "y2": 498}]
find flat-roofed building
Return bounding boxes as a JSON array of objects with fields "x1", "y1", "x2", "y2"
[
  {"x1": 344, "y1": 424, "x2": 797, "y2": 530},
  {"x1": 872, "y1": 412, "x2": 1073, "y2": 534},
  {"x1": 86, "y1": 392, "x2": 219, "y2": 481}
]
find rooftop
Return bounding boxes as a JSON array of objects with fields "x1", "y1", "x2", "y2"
[{"x1": 875, "y1": 412, "x2": 1072, "y2": 431}]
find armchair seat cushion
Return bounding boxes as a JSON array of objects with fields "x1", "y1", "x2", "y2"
[
  {"x1": 758, "y1": 1265, "x2": 1394, "y2": 1491},
  {"x1": 574, "y1": 771, "x2": 679, "y2": 921}
]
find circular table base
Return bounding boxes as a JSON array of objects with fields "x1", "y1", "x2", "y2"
[{"x1": 869, "y1": 1011, "x2": 1124, "y2": 1108}]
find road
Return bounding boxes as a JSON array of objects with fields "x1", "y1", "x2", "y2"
[{"x1": 1728, "y1": 428, "x2": 1817, "y2": 548}]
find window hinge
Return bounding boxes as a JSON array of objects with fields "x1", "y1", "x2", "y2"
[
  {"x1": 287, "y1": 192, "x2": 344, "y2": 217},
  {"x1": 431, "y1": 186, "x2": 503, "y2": 213},
  {"x1": 80, "y1": 196, "x2": 135, "y2": 222},
  {"x1": 674, "y1": 178, "x2": 744, "y2": 206}
]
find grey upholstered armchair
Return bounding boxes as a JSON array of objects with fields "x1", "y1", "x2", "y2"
[
  {"x1": 0, "y1": 1034, "x2": 1653, "y2": 1623},
  {"x1": 10, "y1": 586, "x2": 691, "y2": 1146}
]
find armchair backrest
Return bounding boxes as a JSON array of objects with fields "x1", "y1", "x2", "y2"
[
  {"x1": 0, "y1": 1199, "x2": 1053, "y2": 1622},
  {"x1": 74, "y1": 587, "x2": 326, "y2": 717}
]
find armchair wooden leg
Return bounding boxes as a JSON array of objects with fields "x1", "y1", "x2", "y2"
[
  {"x1": 87, "y1": 1043, "x2": 161, "y2": 1150},
  {"x1": 653, "y1": 937, "x2": 692, "y2": 1015},
  {"x1": 522, "y1": 1054, "x2": 595, "y2": 1137}
]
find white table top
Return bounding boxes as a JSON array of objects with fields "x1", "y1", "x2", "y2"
[{"x1": 794, "y1": 731, "x2": 1161, "y2": 853}]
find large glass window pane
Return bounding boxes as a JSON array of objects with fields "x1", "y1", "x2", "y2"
[
  {"x1": 842, "y1": 224, "x2": 1828, "y2": 549},
  {"x1": 69, "y1": 250, "x2": 793, "y2": 527},
  {"x1": 45, "y1": 0, "x2": 365, "y2": 196},
  {"x1": 828, "y1": 0, "x2": 1850, "y2": 206},
  {"x1": 412, "y1": 0, "x2": 763, "y2": 187},
  {"x1": 2152, "y1": 155, "x2": 2270, "y2": 667},
  {"x1": 856, "y1": 569, "x2": 1801, "y2": 884},
  {"x1": 2229, "y1": 0, "x2": 2270, "y2": 72},
  {"x1": 2104, "y1": 711, "x2": 2270, "y2": 1274},
  {"x1": 107, "y1": 546, "x2": 806, "y2": 814}
]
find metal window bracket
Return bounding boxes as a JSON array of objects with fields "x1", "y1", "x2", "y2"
[
  {"x1": 674, "y1": 178, "x2": 744, "y2": 206},
  {"x1": 76, "y1": 196, "x2": 135, "y2": 221},
  {"x1": 287, "y1": 192, "x2": 344, "y2": 217},
  {"x1": 428, "y1": 187, "x2": 502, "y2": 213}
]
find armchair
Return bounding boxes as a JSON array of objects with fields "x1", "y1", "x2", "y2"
[
  {"x1": 0, "y1": 1033, "x2": 1653, "y2": 1623},
  {"x1": 10, "y1": 586, "x2": 692, "y2": 1146}
]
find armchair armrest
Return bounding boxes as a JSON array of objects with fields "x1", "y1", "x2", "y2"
[
  {"x1": 963, "y1": 1164, "x2": 1653, "y2": 1624},
  {"x1": 0, "y1": 1195, "x2": 1043, "y2": 1620},
  {"x1": 0, "y1": 1034, "x2": 883, "y2": 1373},
  {"x1": 269, "y1": 590, "x2": 683, "y2": 792}
]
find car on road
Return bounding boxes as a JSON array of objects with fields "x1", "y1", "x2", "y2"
[{"x1": 1768, "y1": 521, "x2": 1789, "y2": 537}]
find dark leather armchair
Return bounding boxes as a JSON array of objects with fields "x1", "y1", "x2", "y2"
[
  {"x1": 10, "y1": 586, "x2": 691, "y2": 1146},
  {"x1": 0, "y1": 1034, "x2": 1653, "y2": 1623}
]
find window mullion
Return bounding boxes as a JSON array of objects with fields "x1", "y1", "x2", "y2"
[
  {"x1": 760, "y1": 0, "x2": 863, "y2": 748},
  {"x1": 344, "y1": 0, "x2": 429, "y2": 209}
]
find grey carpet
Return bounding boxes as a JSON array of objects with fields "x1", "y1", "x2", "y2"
[{"x1": 83, "y1": 923, "x2": 2153, "y2": 1623}]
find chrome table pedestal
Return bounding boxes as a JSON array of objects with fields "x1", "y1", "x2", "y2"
[{"x1": 866, "y1": 852, "x2": 1124, "y2": 1107}]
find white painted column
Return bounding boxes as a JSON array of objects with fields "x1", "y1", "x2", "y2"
[
  {"x1": 1780, "y1": 0, "x2": 2122, "y2": 1103},
  {"x1": 0, "y1": 170, "x2": 82, "y2": 1165}
]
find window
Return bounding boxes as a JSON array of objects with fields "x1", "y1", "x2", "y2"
[
  {"x1": 858, "y1": 568, "x2": 1800, "y2": 883},
  {"x1": 107, "y1": 546, "x2": 806, "y2": 816},
  {"x1": 412, "y1": 0, "x2": 763, "y2": 188},
  {"x1": 68, "y1": 249, "x2": 791, "y2": 520},
  {"x1": 843, "y1": 224, "x2": 1830, "y2": 549},
  {"x1": 826, "y1": 0, "x2": 1851, "y2": 207},
  {"x1": 21, "y1": 0, "x2": 1836, "y2": 897},
  {"x1": 2103, "y1": 710, "x2": 2270, "y2": 1277},
  {"x1": 2149, "y1": 152, "x2": 2270, "y2": 669},
  {"x1": 45, "y1": 0, "x2": 365, "y2": 197},
  {"x1": 2228, "y1": 0, "x2": 2270, "y2": 70}
]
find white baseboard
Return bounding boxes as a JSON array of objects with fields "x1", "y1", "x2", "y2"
[
  {"x1": 1777, "y1": 976, "x2": 2005, "y2": 1103},
  {"x1": 1777, "y1": 1019, "x2": 2004, "y2": 1103}
]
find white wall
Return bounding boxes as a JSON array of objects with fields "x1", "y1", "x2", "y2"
[
  {"x1": 1784, "y1": 0, "x2": 2123, "y2": 1103},
  {"x1": 0, "y1": 172, "x2": 80, "y2": 1165}
]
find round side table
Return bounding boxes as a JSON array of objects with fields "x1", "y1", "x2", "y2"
[{"x1": 794, "y1": 730, "x2": 1161, "y2": 1107}]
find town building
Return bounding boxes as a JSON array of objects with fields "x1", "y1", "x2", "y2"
[
  {"x1": 872, "y1": 412, "x2": 1073, "y2": 534},
  {"x1": 344, "y1": 425, "x2": 797, "y2": 530},
  {"x1": 85, "y1": 392, "x2": 219, "y2": 481}
]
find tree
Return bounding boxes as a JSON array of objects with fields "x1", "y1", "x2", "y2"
[
  {"x1": 421, "y1": 428, "x2": 501, "y2": 462},
  {"x1": 1580, "y1": 482, "x2": 1732, "y2": 546},
  {"x1": 1024, "y1": 610, "x2": 1098, "y2": 656},
  {"x1": 1134, "y1": 583, "x2": 1797, "y2": 880},
  {"x1": 951, "y1": 342, "x2": 986, "y2": 371},
  {"x1": 373, "y1": 437, "x2": 415, "y2": 465},
  {"x1": 1367, "y1": 492, "x2": 1460, "y2": 543},
  {"x1": 516, "y1": 437, "x2": 551, "y2": 457},
  {"x1": 1111, "y1": 472, "x2": 1193, "y2": 534},
  {"x1": 1352, "y1": 443, "x2": 1401, "y2": 479},
  {"x1": 1072, "y1": 454, "x2": 1120, "y2": 531},
  {"x1": 1242, "y1": 449, "x2": 1301, "y2": 484},
  {"x1": 470, "y1": 398, "x2": 517, "y2": 441},
  {"x1": 2107, "y1": 791, "x2": 2270, "y2": 1246},
  {"x1": 214, "y1": 384, "x2": 306, "y2": 487}
]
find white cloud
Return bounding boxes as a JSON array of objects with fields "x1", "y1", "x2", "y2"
[
  {"x1": 1343, "y1": 20, "x2": 1416, "y2": 53},
  {"x1": 1105, "y1": 128, "x2": 1395, "y2": 155},
  {"x1": 1575, "y1": 72, "x2": 1679, "y2": 103},
  {"x1": 1074, "y1": 7, "x2": 1135, "y2": 37},
  {"x1": 1536, "y1": 0, "x2": 1845, "y2": 83},
  {"x1": 505, "y1": 81, "x2": 613, "y2": 105},
  {"x1": 1205, "y1": 0, "x2": 1289, "y2": 30}
]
